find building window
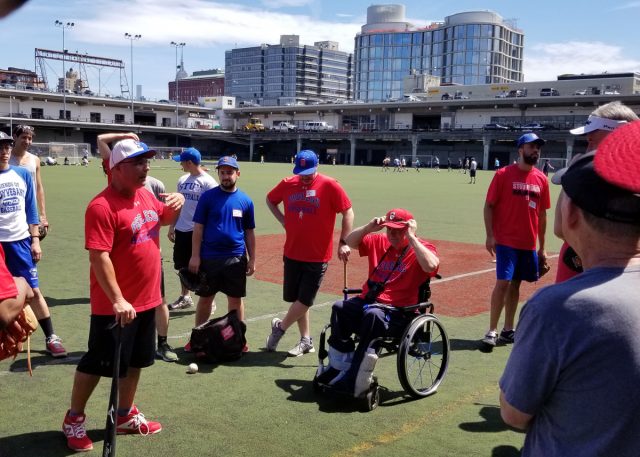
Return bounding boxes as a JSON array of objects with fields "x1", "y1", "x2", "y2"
[
  {"x1": 90, "y1": 112, "x2": 101, "y2": 123},
  {"x1": 31, "y1": 108, "x2": 44, "y2": 119},
  {"x1": 162, "y1": 117, "x2": 171, "y2": 127},
  {"x1": 59, "y1": 110, "x2": 70, "y2": 120},
  {"x1": 115, "y1": 114, "x2": 125, "y2": 124}
]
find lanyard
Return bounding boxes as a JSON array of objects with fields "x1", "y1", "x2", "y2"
[{"x1": 368, "y1": 245, "x2": 409, "y2": 286}]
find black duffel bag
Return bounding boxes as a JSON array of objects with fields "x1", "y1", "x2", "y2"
[{"x1": 190, "y1": 310, "x2": 247, "y2": 363}]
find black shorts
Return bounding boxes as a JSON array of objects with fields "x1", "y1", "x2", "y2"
[
  {"x1": 199, "y1": 256, "x2": 247, "y2": 298},
  {"x1": 470, "y1": 169, "x2": 477, "y2": 177},
  {"x1": 76, "y1": 308, "x2": 157, "y2": 378},
  {"x1": 283, "y1": 256, "x2": 328, "y2": 306},
  {"x1": 173, "y1": 229, "x2": 193, "y2": 270}
]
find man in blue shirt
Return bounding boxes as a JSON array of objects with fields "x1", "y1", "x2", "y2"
[{"x1": 189, "y1": 156, "x2": 256, "y2": 330}]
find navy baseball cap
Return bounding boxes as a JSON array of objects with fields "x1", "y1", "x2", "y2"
[
  {"x1": 293, "y1": 150, "x2": 318, "y2": 175},
  {"x1": 516, "y1": 133, "x2": 546, "y2": 148},
  {"x1": 216, "y1": 155, "x2": 239, "y2": 169},
  {"x1": 172, "y1": 147, "x2": 201, "y2": 165}
]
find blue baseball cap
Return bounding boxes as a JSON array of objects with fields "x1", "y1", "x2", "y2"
[
  {"x1": 216, "y1": 155, "x2": 239, "y2": 169},
  {"x1": 293, "y1": 150, "x2": 318, "y2": 175},
  {"x1": 516, "y1": 133, "x2": 546, "y2": 148},
  {"x1": 172, "y1": 147, "x2": 201, "y2": 165}
]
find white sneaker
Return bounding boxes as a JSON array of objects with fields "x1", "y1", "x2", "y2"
[
  {"x1": 287, "y1": 337, "x2": 315, "y2": 357},
  {"x1": 168, "y1": 295, "x2": 193, "y2": 310}
]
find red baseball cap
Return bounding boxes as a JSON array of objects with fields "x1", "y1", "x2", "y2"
[
  {"x1": 594, "y1": 120, "x2": 640, "y2": 193},
  {"x1": 381, "y1": 208, "x2": 414, "y2": 229}
]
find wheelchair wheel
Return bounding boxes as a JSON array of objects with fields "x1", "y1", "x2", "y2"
[{"x1": 397, "y1": 314, "x2": 450, "y2": 398}]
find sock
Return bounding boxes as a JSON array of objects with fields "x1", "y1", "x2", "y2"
[
  {"x1": 158, "y1": 335, "x2": 167, "y2": 345},
  {"x1": 117, "y1": 407, "x2": 131, "y2": 417},
  {"x1": 39, "y1": 317, "x2": 54, "y2": 339},
  {"x1": 68, "y1": 410, "x2": 83, "y2": 417}
]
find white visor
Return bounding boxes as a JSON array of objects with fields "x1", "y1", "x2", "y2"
[{"x1": 570, "y1": 115, "x2": 627, "y2": 135}]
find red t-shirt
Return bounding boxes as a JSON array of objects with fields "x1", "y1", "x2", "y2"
[
  {"x1": 85, "y1": 186, "x2": 164, "y2": 315},
  {"x1": 486, "y1": 164, "x2": 550, "y2": 250},
  {"x1": 0, "y1": 244, "x2": 18, "y2": 300},
  {"x1": 267, "y1": 173, "x2": 351, "y2": 262},
  {"x1": 358, "y1": 233, "x2": 438, "y2": 307},
  {"x1": 555, "y1": 241, "x2": 580, "y2": 283}
]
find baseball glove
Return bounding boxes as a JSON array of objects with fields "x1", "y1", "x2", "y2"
[
  {"x1": 0, "y1": 305, "x2": 39, "y2": 375},
  {"x1": 538, "y1": 257, "x2": 551, "y2": 278}
]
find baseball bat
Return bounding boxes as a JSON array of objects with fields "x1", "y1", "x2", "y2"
[{"x1": 102, "y1": 321, "x2": 122, "y2": 457}]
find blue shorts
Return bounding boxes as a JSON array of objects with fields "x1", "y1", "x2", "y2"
[
  {"x1": 495, "y1": 244, "x2": 538, "y2": 282},
  {"x1": 1, "y1": 238, "x2": 39, "y2": 288}
]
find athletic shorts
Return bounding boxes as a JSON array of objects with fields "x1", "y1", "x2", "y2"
[
  {"x1": 470, "y1": 169, "x2": 477, "y2": 177},
  {"x1": 76, "y1": 308, "x2": 157, "y2": 378},
  {"x1": 198, "y1": 256, "x2": 247, "y2": 298},
  {"x1": 283, "y1": 256, "x2": 328, "y2": 306},
  {"x1": 495, "y1": 244, "x2": 539, "y2": 282},
  {"x1": 1, "y1": 238, "x2": 38, "y2": 288},
  {"x1": 173, "y1": 229, "x2": 192, "y2": 270}
]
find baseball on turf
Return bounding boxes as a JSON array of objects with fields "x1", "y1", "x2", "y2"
[{"x1": 187, "y1": 363, "x2": 198, "y2": 374}]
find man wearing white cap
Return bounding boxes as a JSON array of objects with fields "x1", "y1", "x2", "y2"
[
  {"x1": 552, "y1": 101, "x2": 638, "y2": 283},
  {"x1": 63, "y1": 138, "x2": 185, "y2": 452}
]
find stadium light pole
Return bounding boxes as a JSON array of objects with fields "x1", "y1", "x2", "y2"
[
  {"x1": 124, "y1": 32, "x2": 142, "y2": 123},
  {"x1": 54, "y1": 20, "x2": 74, "y2": 122},
  {"x1": 170, "y1": 41, "x2": 185, "y2": 129}
]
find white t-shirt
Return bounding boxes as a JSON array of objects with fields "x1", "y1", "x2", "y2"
[{"x1": 174, "y1": 172, "x2": 217, "y2": 232}]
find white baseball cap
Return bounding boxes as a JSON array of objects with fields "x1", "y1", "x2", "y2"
[
  {"x1": 570, "y1": 115, "x2": 628, "y2": 135},
  {"x1": 109, "y1": 139, "x2": 156, "y2": 170}
]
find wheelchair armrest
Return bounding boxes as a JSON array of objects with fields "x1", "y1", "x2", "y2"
[{"x1": 366, "y1": 302, "x2": 434, "y2": 315}]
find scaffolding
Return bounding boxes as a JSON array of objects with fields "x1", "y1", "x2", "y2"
[{"x1": 34, "y1": 48, "x2": 128, "y2": 96}]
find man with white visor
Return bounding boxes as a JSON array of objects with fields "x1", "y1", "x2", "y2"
[{"x1": 551, "y1": 101, "x2": 638, "y2": 283}]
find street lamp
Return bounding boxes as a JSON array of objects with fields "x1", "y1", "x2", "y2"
[
  {"x1": 54, "y1": 20, "x2": 74, "y2": 121},
  {"x1": 124, "y1": 32, "x2": 142, "y2": 122},
  {"x1": 170, "y1": 41, "x2": 185, "y2": 129}
]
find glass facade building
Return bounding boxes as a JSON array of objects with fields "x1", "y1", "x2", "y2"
[
  {"x1": 224, "y1": 35, "x2": 352, "y2": 106},
  {"x1": 355, "y1": 7, "x2": 524, "y2": 102}
]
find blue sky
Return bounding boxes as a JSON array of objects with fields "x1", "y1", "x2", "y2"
[{"x1": 1, "y1": 0, "x2": 639, "y2": 100}]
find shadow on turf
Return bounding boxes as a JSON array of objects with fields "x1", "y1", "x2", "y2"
[
  {"x1": 0, "y1": 429, "x2": 106, "y2": 456},
  {"x1": 449, "y1": 337, "x2": 491, "y2": 352},
  {"x1": 275, "y1": 378, "x2": 421, "y2": 413},
  {"x1": 459, "y1": 405, "x2": 512, "y2": 433},
  {"x1": 7, "y1": 352, "x2": 85, "y2": 373},
  {"x1": 44, "y1": 296, "x2": 90, "y2": 307}
]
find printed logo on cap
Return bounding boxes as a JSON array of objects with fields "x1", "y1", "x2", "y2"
[
  {"x1": 388, "y1": 211, "x2": 397, "y2": 220},
  {"x1": 300, "y1": 158, "x2": 306, "y2": 167}
]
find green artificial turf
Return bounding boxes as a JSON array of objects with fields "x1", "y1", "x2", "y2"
[{"x1": 0, "y1": 160, "x2": 558, "y2": 456}]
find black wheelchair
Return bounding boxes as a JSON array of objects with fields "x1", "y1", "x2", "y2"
[{"x1": 313, "y1": 277, "x2": 450, "y2": 411}]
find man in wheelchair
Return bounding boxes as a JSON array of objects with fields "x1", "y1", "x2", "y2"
[{"x1": 316, "y1": 208, "x2": 440, "y2": 397}]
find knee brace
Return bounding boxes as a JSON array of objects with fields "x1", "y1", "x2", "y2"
[{"x1": 354, "y1": 348, "x2": 378, "y2": 397}]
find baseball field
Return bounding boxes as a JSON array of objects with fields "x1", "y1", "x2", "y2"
[{"x1": 0, "y1": 158, "x2": 562, "y2": 457}]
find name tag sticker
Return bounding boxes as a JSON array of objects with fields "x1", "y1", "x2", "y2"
[
  {"x1": 233, "y1": 209, "x2": 243, "y2": 217},
  {"x1": 306, "y1": 190, "x2": 316, "y2": 197},
  {"x1": 529, "y1": 200, "x2": 537, "y2": 209}
]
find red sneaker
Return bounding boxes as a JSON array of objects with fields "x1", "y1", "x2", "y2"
[
  {"x1": 242, "y1": 344, "x2": 249, "y2": 353},
  {"x1": 62, "y1": 410, "x2": 93, "y2": 452},
  {"x1": 184, "y1": 341, "x2": 192, "y2": 353},
  {"x1": 116, "y1": 405, "x2": 162, "y2": 435},
  {"x1": 46, "y1": 334, "x2": 68, "y2": 358}
]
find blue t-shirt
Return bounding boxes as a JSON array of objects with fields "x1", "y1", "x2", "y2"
[
  {"x1": 193, "y1": 187, "x2": 255, "y2": 259},
  {"x1": 500, "y1": 265, "x2": 640, "y2": 457}
]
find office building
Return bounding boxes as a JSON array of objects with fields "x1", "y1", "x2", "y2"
[
  {"x1": 355, "y1": 5, "x2": 524, "y2": 101},
  {"x1": 224, "y1": 35, "x2": 352, "y2": 106},
  {"x1": 169, "y1": 69, "x2": 225, "y2": 104}
]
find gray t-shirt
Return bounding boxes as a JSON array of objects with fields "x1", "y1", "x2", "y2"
[
  {"x1": 144, "y1": 175, "x2": 165, "y2": 202},
  {"x1": 500, "y1": 265, "x2": 640, "y2": 457},
  {"x1": 174, "y1": 171, "x2": 217, "y2": 232}
]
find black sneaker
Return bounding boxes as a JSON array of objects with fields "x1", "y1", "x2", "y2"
[{"x1": 498, "y1": 329, "x2": 515, "y2": 345}]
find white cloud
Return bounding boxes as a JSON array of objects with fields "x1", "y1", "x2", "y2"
[
  {"x1": 612, "y1": 1, "x2": 640, "y2": 10},
  {"x1": 524, "y1": 41, "x2": 640, "y2": 82},
  {"x1": 260, "y1": 0, "x2": 314, "y2": 8},
  {"x1": 74, "y1": 0, "x2": 361, "y2": 53}
]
